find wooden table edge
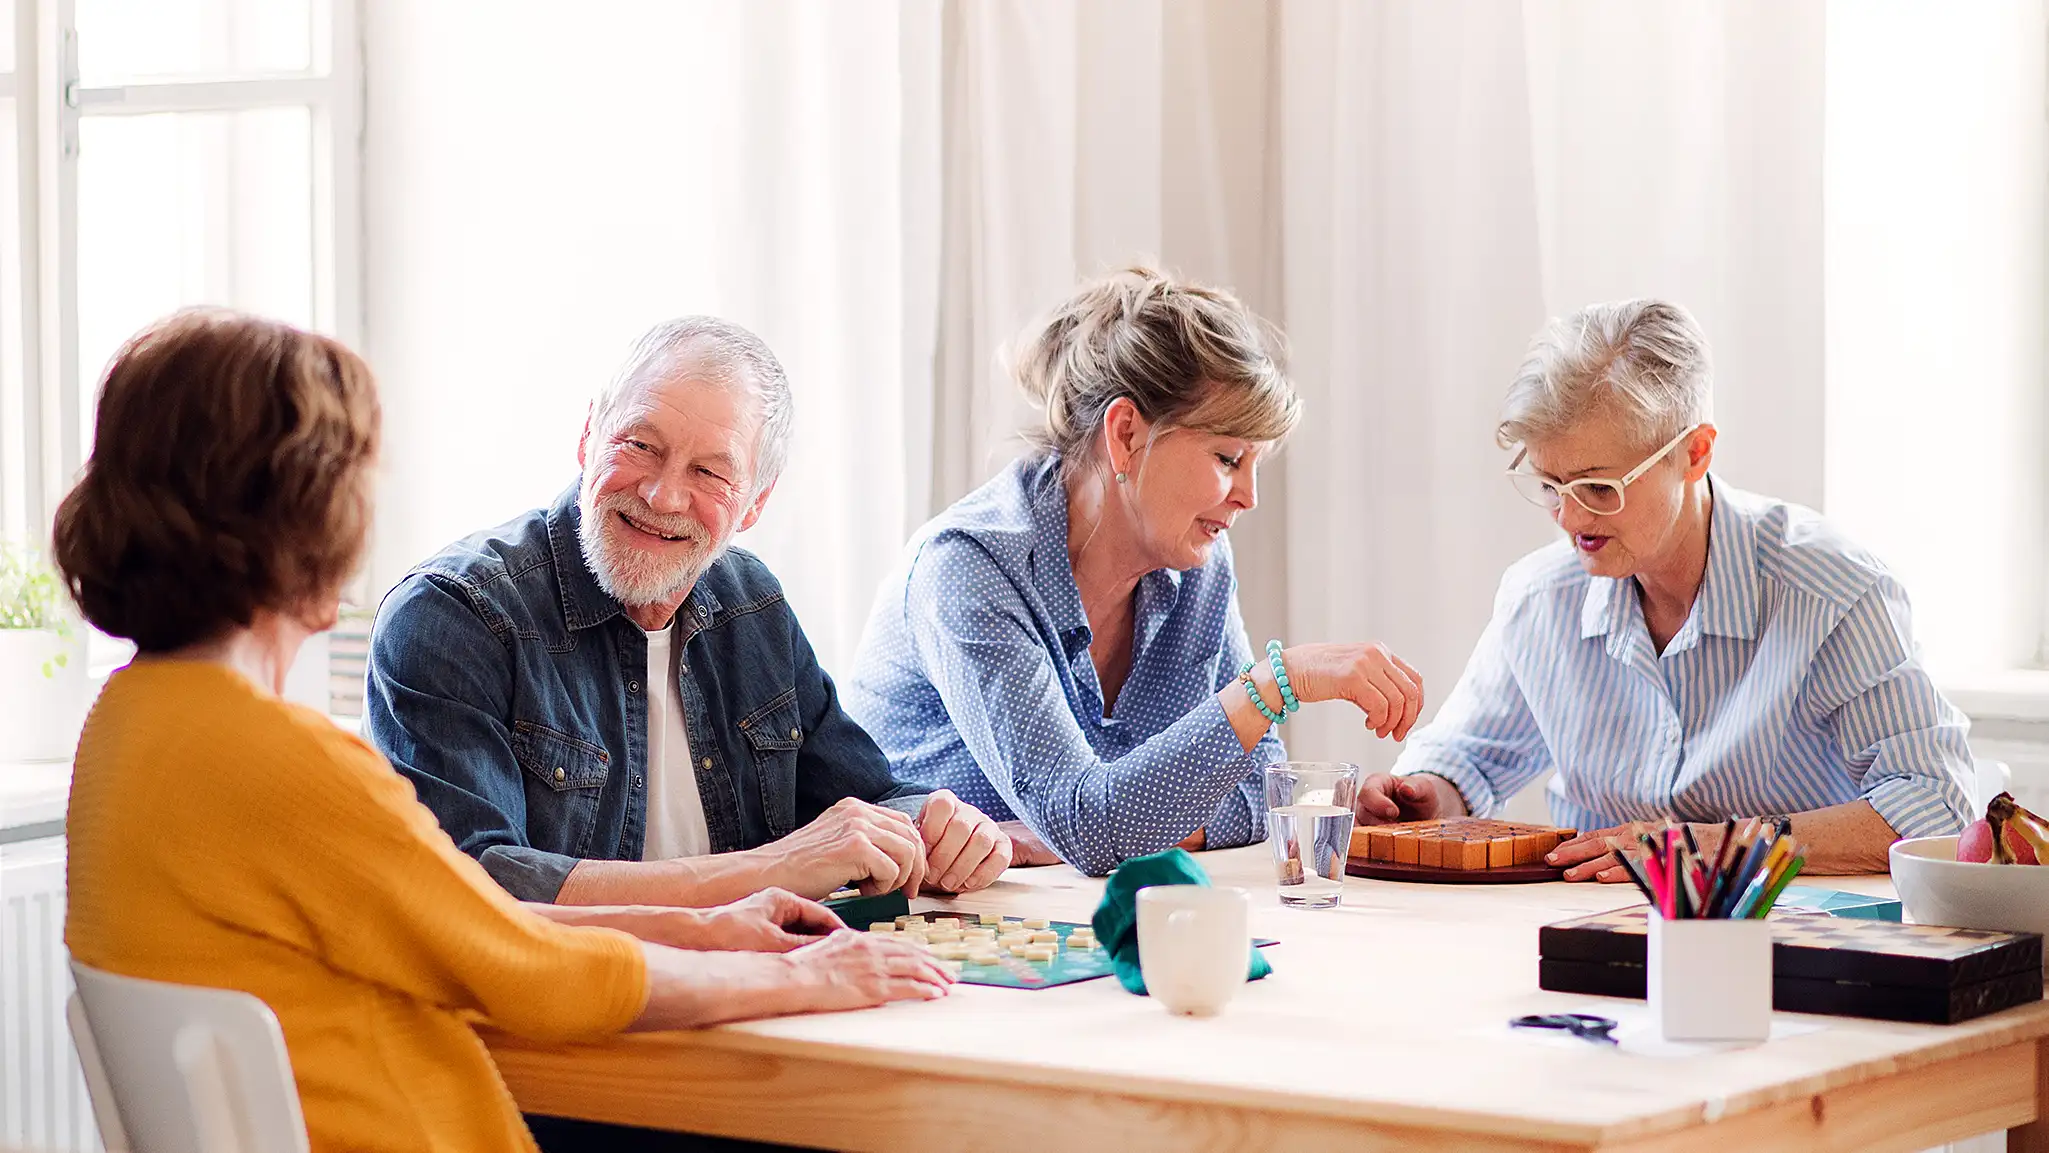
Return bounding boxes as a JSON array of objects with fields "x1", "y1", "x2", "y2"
[{"x1": 487, "y1": 1001, "x2": 2049, "y2": 1151}]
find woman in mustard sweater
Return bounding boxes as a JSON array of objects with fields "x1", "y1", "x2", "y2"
[{"x1": 54, "y1": 310, "x2": 952, "y2": 1153}]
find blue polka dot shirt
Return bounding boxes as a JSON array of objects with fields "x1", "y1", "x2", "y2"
[{"x1": 846, "y1": 454, "x2": 1281, "y2": 876}]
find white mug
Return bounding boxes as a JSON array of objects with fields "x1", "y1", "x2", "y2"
[{"x1": 1136, "y1": 886, "x2": 1252, "y2": 1016}]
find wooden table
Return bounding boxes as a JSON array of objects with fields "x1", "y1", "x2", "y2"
[{"x1": 487, "y1": 847, "x2": 2049, "y2": 1152}]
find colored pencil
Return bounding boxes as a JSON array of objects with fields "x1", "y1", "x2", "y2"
[{"x1": 1751, "y1": 854, "x2": 1805, "y2": 918}]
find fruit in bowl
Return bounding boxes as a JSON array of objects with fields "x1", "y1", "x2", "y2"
[
  {"x1": 1955, "y1": 792, "x2": 2049, "y2": 865},
  {"x1": 1891, "y1": 834, "x2": 2049, "y2": 942}
]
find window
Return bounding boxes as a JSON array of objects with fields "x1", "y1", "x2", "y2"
[
  {"x1": 1822, "y1": 0, "x2": 2048, "y2": 686},
  {"x1": 0, "y1": 0, "x2": 360, "y2": 704}
]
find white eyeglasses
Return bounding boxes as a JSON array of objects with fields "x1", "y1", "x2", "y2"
[{"x1": 1506, "y1": 424, "x2": 1701, "y2": 516}]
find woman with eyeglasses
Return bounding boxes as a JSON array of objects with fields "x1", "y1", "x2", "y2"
[{"x1": 1357, "y1": 299, "x2": 1971, "y2": 880}]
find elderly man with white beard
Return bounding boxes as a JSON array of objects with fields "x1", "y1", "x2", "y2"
[{"x1": 367, "y1": 318, "x2": 1011, "y2": 913}]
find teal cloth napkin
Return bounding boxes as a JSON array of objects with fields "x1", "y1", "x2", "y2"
[{"x1": 1090, "y1": 848, "x2": 1273, "y2": 995}]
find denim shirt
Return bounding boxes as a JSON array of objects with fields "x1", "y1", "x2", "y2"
[{"x1": 365, "y1": 483, "x2": 924, "y2": 902}]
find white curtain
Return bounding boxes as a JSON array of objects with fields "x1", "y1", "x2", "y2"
[
  {"x1": 922, "y1": 0, "x2": 1827, "y2": 785},
  {"x1": 377, "y1": 2, "x2": 2049, "y2": 770},
  {"x1": 362, "y1": 0, "x2": 940, "y2": 666}
]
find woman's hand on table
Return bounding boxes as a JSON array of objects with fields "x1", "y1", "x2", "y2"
[
  {"x1": 1354, "y1": 772, "x2": 1465, "y2": 825},
  {"x1": 1549, "y1": 821, "x2": 1722, "y2": 883},
  {"x1": 629, "y1": 929, "x2": 954, "y2": 1030},
  {"x1": 656, "y1": 889, "x2": 845, "y2": 952},
  {"x1": 1282, "y1": 642, "x2": 1425, "y2": 739},
  {"x1": 786, "y1": 929, "x2": 956, "y2": 1011},
  {"x1": 999, "y1": 820, "x2": 1066, "y2": 867}
]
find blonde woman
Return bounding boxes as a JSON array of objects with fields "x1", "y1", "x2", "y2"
[{"x1": 846, "y1": 268, "x2": 1424, "y2": 876}]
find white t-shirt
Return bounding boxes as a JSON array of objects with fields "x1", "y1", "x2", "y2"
[{"x1": 642, "y1": 626, "x2": 712, "y2": 860}]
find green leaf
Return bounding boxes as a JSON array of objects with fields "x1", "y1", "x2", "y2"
[{"x1": 0, "y1": 540, "x2": 68, "y2": 632}]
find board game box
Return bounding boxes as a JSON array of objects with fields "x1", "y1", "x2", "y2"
[{"x1": 1538, "y1": 904, "x2": 2044, "y2": 1024}]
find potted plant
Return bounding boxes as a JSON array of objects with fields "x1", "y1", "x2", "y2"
[{"x1": 0, "y1": 542, "x2": 87, "y2": 762}]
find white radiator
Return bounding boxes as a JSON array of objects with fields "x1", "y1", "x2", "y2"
[{"x1": 0, "y1": 836, "x2": 99, "y2": 1152}]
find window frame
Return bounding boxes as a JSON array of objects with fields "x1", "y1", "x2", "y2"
[{"x1": 5, "y1": 0, "x2": 363, "y2": 536}]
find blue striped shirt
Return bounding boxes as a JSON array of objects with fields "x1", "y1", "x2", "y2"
[
  {"x1": 845, "y1": 455, "x2": 1281, "y2": 877},
  {"x1": 1393, "y1": 478, "x2": 1971, "y2": 838}
]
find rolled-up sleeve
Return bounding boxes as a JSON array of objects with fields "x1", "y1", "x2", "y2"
[
  {"x1": 906, "y1": 537, "x2": 1265, "y2": 876},
  {"x1": 1805, "y1": 579, "x2": 1973, "y2": 838},
  {"x1": 1391, "y1": 587, "x2": 1551, "y2": 818}
]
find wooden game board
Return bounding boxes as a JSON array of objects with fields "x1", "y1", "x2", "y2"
[
  {"x1": 874, "y1": 910, "x2": 1279, "y2": 991},
  {"x1": 1346, "y1": 817, "x2": 1576, "y2": 883},
  {"x1": 1538, "y1": 904, "x2": 2045, "y2": 1023}
]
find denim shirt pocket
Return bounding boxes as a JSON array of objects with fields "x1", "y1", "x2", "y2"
[
  {"x1": 509, "y1": 720, "x2": 611, "y2": 857},
  {"x1": 737, "y1": 689, "x2": 802, "y2": 839}
]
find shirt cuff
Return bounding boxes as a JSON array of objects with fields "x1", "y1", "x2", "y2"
[
  {"x1": 479, "y1": 844, "x2": 582, "y2": 903},
  {"x1": 1864, "y1": 776, "x2": 1969, "y2": 840},
  {"x1": 1394, "y1": 755, "x2": 1498, "y2": 818},
  {"x1": 878, "y1": 793, "x2": 928, "y2": 821}
]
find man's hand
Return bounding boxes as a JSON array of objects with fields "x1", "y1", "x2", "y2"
[
  {"x1": 638, "y1": 889, "x2": 844, "y2": 952},
  {"x1": 1550, "y1": 821, "x2": 1721, "y2": 884},
  {"x1": 918, "y1": 789, "x2": 1011, "y2": 892},
  {"x1": 759, "y1": 797, "x2": 928, "y2": 898},
  {"x1": 1355, "y1": 772, "x2": 1461, "y2": 825}
]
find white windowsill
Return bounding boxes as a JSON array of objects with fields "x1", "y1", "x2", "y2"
[
  {"x1": 0, "y1": 759, "x2": 72, "y2": 834},
  {"x1": 1941, "y1": 669, "x2": 2049, "y2": 725}
]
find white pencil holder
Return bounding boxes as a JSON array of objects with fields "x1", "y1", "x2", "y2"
[{"x1": 1646, "y1": 914, "x2": 1773, "y2": 1042}]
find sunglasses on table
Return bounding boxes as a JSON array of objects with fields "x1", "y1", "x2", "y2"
[{"x1": 1505, "y1": 423, "x2": 1703, "y2": 516}]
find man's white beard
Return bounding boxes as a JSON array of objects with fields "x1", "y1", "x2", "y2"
[{"x1": 577, "y1": 487, "x2": 725, "y2": 610}]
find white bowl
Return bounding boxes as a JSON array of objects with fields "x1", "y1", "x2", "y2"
[{"x1": 1890, "y1": 835, "x2": 2049, "y2": 940}]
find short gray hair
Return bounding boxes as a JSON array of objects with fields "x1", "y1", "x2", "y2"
[
  {"x1": 1498, "y1": 299, "x2": 1712, "y2": 451},
  {"x1": 590, "y1": 316, "x2": 795, "y2": 496}
]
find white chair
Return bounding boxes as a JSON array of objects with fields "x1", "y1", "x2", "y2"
[
  {"x1": 1971, "y1": 757, "x2": 2013, "y2": 816},
  {"x1": 65, "y1": 961, "x2": 310, "y2": 1153}
]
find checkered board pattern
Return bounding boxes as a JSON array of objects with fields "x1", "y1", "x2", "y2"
[
  {"x1": 1543, "y1": 903, "x2": 2044, "y2": 998},
  {"x1": 1349, "y1": 818, "x2": 1577, "y2": 871},
  {"x1": 1554, "y1": 905, "x2": 2029, "y2": 960}
]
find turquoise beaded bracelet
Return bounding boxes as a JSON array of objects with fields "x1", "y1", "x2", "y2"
[
  {"x1": 1238, "y1": 661, "x2": 1285, "y2": 726},
  {"x1": 1266, "y1": 639, "x2": 1301, "y2": 714}
]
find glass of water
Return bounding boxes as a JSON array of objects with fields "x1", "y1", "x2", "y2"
[{"x1": 1263, "y1": 762, "x2": 1361, "y2": 908}]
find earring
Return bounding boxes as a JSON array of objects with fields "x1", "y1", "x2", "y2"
[{"x1": 1115, "y1": 471, "x2": 1128, "y2": 484}]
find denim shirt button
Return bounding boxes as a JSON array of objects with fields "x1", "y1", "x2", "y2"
[
  {"x1": 553, "y1": 767, "x2": 565, "y2": 782},
  {"x1": 790, "y1": 728, "x2": 801, "y2": 741},
  {"x1": 701, "y1": 756, "x2": 712, "y2": 770},
  {"x1": 627, "y1": 680, "x2": 640, "y2": 693}
]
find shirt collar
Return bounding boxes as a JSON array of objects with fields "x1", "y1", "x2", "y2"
[
  {"x1": 546, "y1": 482, "x2": 725, "y2": 634},
  {"x1": 547, "y1": 483, "x2": 625, "y2": 631},
  {"x1": 1026, "y1": 456, "x2": 1094, "y2": 646},
  {"x1": 1692, "y1": 477, "x2": 1760, "y2": 641},
  {"x1": 1577, "y1": 473, "x2": 1759, "y2": 648}
]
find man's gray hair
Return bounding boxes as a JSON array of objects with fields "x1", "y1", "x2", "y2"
[
  {"x1": 590, "y1": 316, "x2": 795, "y2": 496},
  {"x1": 1497, "y1": 299, "x2": 1712, "y2": 451}
]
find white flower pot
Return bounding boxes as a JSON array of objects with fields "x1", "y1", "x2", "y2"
[{"x1": 0, "y1": 629, "x2": 87, "y2": 762}]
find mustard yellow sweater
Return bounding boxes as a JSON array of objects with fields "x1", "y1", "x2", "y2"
[{"x1": 66, "y1": 662, "x2": 649, "y2": 1153}]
